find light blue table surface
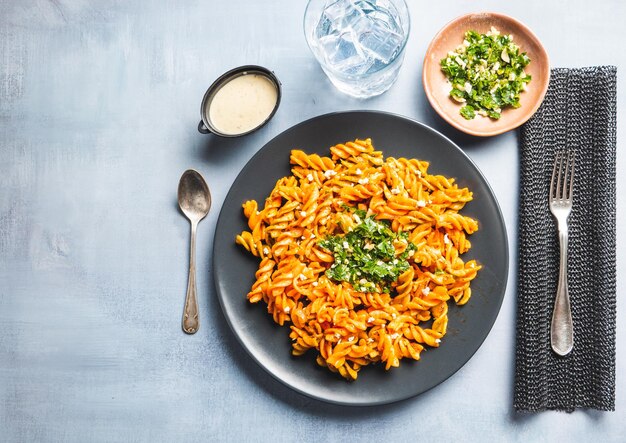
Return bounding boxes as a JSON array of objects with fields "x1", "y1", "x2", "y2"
[{"x1": 1, "y1": 1, "x2": 624, "y2": 441}]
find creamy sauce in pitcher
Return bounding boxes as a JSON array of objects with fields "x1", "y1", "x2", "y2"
[{"x1": 208, "y1": 73, "x2": 278, "y2": 135}]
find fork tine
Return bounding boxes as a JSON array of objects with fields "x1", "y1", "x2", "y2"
[
  {"x1": 550, "y1": 151, "x2": 559, "y2": 200},
  {"x1": 556, "y1": 151, "x2": 564, "y2": 201},
  {"x1": 567, "y1": 151, "x2": 575, "y2": 200},
  {"x1": 561, "y1": 151, "x2": 570, "y2": 200}
]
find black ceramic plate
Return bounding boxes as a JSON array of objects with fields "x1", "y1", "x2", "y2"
[{"x1": 213, "y1": 111, "x2": 508, "y2": 405}]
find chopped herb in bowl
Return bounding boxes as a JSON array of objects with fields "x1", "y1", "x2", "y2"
[{"x1": 440, "y1": 27, "x2": 531, "y2": 120}]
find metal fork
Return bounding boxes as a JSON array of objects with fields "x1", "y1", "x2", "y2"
[{"x1": 549, "y1": 150, "x2": 575, "y2": 356}]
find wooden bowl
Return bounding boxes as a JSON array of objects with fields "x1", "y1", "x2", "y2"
[{"x1": 423, "y1": 12, "x2": 550, "y2": 137}]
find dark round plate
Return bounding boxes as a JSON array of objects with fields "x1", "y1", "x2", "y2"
[{"x1": 213, "y1": 111, "x2": 508, "y2": 405}]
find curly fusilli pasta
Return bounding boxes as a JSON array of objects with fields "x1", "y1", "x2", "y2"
[{"x1": 236, "y1": 138, "x2": 481, "y2": 380}]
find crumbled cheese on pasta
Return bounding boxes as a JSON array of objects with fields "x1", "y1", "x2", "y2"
[
  {"x1": 367, "y1": 317, "x2": 375, "y2": 323},
  {"x1": 444, "y1": 233, "x2": 450, "y2": 244},
  {"x1": 355, "y1": 168, "x2": 362, "y2": 175},
  {"x1": 263, "y1": 247, "x2": 269, "y2": 255},
  {"x1": 323, "y1": 169, "x2": 337, "y2": 178},
  {"x1": 312, "y1": 281, "x2": 318, "y2": 287},
  {"x1": 283, "y1": 306, "x2": 290, "y2": 313},
  {"x1": 301, "y1": 235, "x2": 306, "y2": 240},
  {"x1": 358, "y1": 177, "x2": 369, "y2": 185},
  {"x1": 298, "y1": 273, "x2": 306, "y2": 281},
  {"x1": 390, "y1": 333, "x2": 400, "y2": 340},
  {"x1": 391, "y1": 313, "x2": 397, "y2": 319},
  {"x1": 300, "y1": 211, "x2": 307, "y2": 217},
  {"x1": 422, "y1": 287, "x2": 431, "y2": 296},
  {"x1": 416, "y1": 200, "x2": 426, "y2": 207},
  {"x1": 306, "y1": 173, "x2": 313, "y2": 182},
  {"x1": 391, "y1": 188, "x2": 400, "y2": 195},
  {"x1": 347, "y1": 336, "x2": 355, "y2": 342},
  {"x1": 367, "y1": 338, "x2": 375, "y2": 343}
]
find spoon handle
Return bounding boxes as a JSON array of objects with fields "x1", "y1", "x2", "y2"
[{"x1": 182, "y1": 221, "x2": 199, "y2": 334}]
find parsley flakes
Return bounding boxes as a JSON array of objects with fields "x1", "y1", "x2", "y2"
[
  {"x1": 318, "y1": 210, "x2": 416, "y2": 294},
  {"x1": 440, "y1": 27, "x2": 532, "y2": 120}
]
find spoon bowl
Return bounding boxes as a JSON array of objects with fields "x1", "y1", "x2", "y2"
[
  {"x1": 178, "y1": 170, "x2": 211, "y2": 222},
  {"x1": 178, "y1": 169, "x2": 211, "y2": 334}
]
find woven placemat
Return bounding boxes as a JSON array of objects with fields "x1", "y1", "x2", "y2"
[{"x1": 515, "y1": 66, "x2": 617, "y2": 412}]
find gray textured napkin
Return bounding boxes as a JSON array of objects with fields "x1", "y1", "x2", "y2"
[{"x1": 515, "y1": 66, "x2": 617, "y2": 412}]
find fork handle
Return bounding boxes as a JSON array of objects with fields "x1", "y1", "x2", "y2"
[{"x1": 551, "y1": 229, "x2": 573, "y2": 355}]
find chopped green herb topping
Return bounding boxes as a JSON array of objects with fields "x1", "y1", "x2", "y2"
[
  {"x1": 318, "y1": 211, "x2": 416, "y2": 293},
  {"x1": 440, "y1": 27, "x2": 532, "y2": 120}
]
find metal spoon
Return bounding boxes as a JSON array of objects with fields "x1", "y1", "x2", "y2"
[{"x1": 178, "y1": 169, "x2": 211, "y2": 334}]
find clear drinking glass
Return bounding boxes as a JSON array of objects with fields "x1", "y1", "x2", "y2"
[{"x1": 304, "y1": 0, "x2": 410, "y2": 99}]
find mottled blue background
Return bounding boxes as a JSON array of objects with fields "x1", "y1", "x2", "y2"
[{"x1": 1, "y1": 1, "x2": 624, "y2": 441}]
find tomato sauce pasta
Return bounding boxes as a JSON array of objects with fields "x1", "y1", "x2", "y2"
[{"x1": 236, "y1": 138, "x2": 481, "y2": 380}]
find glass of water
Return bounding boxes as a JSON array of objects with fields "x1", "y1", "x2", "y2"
[{"x1": 304, "y1": 0, "x2": 410, "y2": 98}]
